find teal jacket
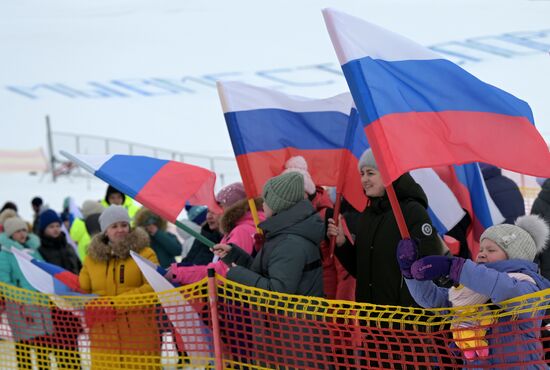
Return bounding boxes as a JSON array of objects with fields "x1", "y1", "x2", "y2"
[
  {"x1": 0, "y1": 232, "x2": 54, "y2": 341},
  {"x1": 0, "y1": 232, "x2": 43, "y2": 290}
]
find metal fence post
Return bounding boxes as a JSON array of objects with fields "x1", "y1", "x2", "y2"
[{"x1": 45, "y1": 115, "x2": 56, "y2": 182}]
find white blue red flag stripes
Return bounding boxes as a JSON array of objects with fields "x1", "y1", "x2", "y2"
[
  {"x1": 323, "y1": 8, "x2": 550, "y2": 185},
  {"x1": 217, "y1": 81, "x2": 367, "y2": 210},
  {"x1": 12, "y1": 248, "x2": 95, "y2": 311},
  {"x1": 434, "y1": 163, "x2": 504, "y2": 257},
  {"x1": 218, "y1": 81, "x2": 464, "y2": 233},
  {"x1": 60, "y1": 151, "x2": 222, "y2": 222},
  {"x1": 130, "y1": 251, "x2": 213, "y2": 366}
]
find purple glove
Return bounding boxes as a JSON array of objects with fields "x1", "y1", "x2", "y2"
[
  {"x1": 396, "y1": 239, "x2": 418, "y2": 279},
  {"x1": 411, "y1": 256, "x2": 466, "y2": 283}
]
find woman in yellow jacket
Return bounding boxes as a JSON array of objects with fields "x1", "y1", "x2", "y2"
[{"x1": 79, "y1": 205, "x2": 160, "y2": 369}]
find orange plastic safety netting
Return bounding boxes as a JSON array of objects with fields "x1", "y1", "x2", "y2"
[{"x1": 1, "y1": 277, "x2": 549, "y2": 369}]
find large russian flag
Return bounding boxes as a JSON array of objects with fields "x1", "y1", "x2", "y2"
[
  {"x1": 60, "y1": 152, "x2": 222, "y2": 222},
  {"x1": 218, "y1": 81, "x2": 464, "y2": 234},
  {"x1": 323, "y1": 9, "x2": 550, "y2": 185},
  {"x1": 217, "y1": 81, "x2": 367, "y2": 210}
]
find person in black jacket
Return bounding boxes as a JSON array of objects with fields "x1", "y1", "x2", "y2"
[
  {"x1": 38, "y1": 210, "x2": 81, "y2": 274},
  {"x1": 328, "y1": 149, "x2": 442, "y2": 306},
  {"x1": 38, "y1": 209, "x2": 82, "y2": 369},
  {"x1": 179, "y1": 208, "x2": 223, "y2": 266},
  {"x1": 480, "y1": 163, "x2": 525, "y2": 224},
  {"x1": 327, "y1": 149, "x2": 447, "y2": 369}
]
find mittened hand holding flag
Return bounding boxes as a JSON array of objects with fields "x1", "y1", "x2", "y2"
[
  {"x1": 396, "y1": 239, "x2": 418, "y2": 279},
  {"x1": 411, "y1": 256, "x2": 466, "y2": 283}
]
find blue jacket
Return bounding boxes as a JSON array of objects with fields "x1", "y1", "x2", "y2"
[
  {"x1": 406, "y1": 259, "x2": 550, "y2": 369},
  {"x1": 481, "y1": 164, "x2": 525, "y2": 224}
]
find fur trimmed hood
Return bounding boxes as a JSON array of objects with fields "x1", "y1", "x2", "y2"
[
  {"x1": 220, "y1": 198, "x2": 263, "y2": 235},
  {"x1": 134, "y1": 207, "x2": 167, "y2": 231},
  {"x1": 88, "y1": 227, "x2": 150, "y2": 262}
]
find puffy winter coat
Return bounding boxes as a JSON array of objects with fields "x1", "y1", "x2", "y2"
[
  {"x1": 39, "y1": 232, "x2": 81, "y2": 274},
  {"x1": 406, "y1": 259, "x2": 550, "y2": 368},
  {"x1": 169, "y1": 199, "x2": 264, "y2": 285},
  {"x1": 79, "y1": 228, "x2": 160, "y2": 368},
  {"x1": 224, "y1": 200, "x2": 324, "y2": 296},
  {"x1": 336, "y1": 173, "x2": 442, "y2": 305}
]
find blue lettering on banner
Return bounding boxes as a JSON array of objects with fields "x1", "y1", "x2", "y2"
[{"x1": 6, "y1": 29, "x2": 550, "y2": 100}]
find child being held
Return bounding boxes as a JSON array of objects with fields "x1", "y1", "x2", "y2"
[{"x1": 397, "y1": 215, "x2": 550, "y2": 368}]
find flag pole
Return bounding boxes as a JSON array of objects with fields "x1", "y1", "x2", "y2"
[
  {"x1": 330, "y1": 108, "x2": 359, "y2": 255},
  {"x1": 175, "y1": 220, "x2": 215, "y2": 249},
  {"x1": 248, "y1": 199, "x2": 263, "y2": 234},
  {"x1": 385, "y1": 183, "x2": 410, "y2": 239}
]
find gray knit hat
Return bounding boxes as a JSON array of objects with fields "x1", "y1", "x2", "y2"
[
  {"x1": 81, "y1": 200, "x2": 104, "y2": 218},
  {"x1": 99, "y1": 205, "x2": 130, "y2": 232},
  {"x1": 480, "y1": 215, "x2": 550, "y2": 261},
  {"x1": 358, "y1": 148, "x2": 378, "y2": 171},
  {"x1": 4, "y1": 217, "x2": 28, "y2": 237},
  {"x1": 262, "y1": 172, "x2": 305, "y2": 214}
]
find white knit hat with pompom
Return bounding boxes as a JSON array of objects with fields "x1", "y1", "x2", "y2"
[
  {"x1": 480, "y1": 215, "x2": 550, "y2": 261},
  {"x1": 281, "y1": 156, "x2": 316, "y2": 195}
]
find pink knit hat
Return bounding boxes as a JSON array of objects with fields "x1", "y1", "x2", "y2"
[
  {"x1": 215, "y1": 182, "x2": 247, "y2": 208},
  {"x1": 281, "y1": 156, "x2": 316, "y2": 195}
]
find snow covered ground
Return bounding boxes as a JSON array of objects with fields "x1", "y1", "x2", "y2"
[{"x1": 1, "y1": 0, "x2": 549, "y2": 219}]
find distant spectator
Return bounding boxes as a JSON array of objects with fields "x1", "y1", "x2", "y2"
[
  {"x1": 0, "y1": 217, "x2": 54, "y2": 369},
  {"x1": 31, "y1": 197, "x2": 43, "y2": 234},
  {"x1": 178, "y1": 206, "x2": 223, "y2": 265},
  {"x1": 480, "y1": 164, "x2": 525, "y2": 224},
  {"x1": 101, "y1": 185, "x2": 139, "y2": 219},
  {"x1": 37, "y1": 209, "x2": 82, "y2": 369},
  {"x1": 1, "y1": 201, "x2": 18, "y2": 213},
  {"x1": 0, "y1": 208, "x2": 18, "y2": 233},
  {"x1": 38, "y1": 209, "x2": 81, "y2": 274},
  {"x1": 70, "y1": 200, "x2": 104, "y2": 261},
  {"x1": 135, "y1": 208, "x2": 182, "y2": 269}
]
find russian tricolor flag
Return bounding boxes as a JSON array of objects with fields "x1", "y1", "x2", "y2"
[
  {"x1": 60, "y1": 152, "x2": 222, "y2": 222},
  {"x1": 218, "y1": 81, "x2": 465, "y2": 234},
  {"x1": 12, "y1": 248, "x2": 91, "y2": 296},
  {"x1": 218, "y1": 81, "x2": 367, "y2": 210},
  {"x1": 323, "y1": 9, "x2": 550, "y2": 185}
]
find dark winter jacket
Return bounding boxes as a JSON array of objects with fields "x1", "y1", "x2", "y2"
[
  {"x1": 481, "y1": 164, "x2": 525, "y2": 224},
  {"x1": 224, "y1": 200, "x2": 324, "y2": 297},
  {"x1": 148, "y1": 231, "x2": 182, "y2": 268},
  {"x1": 180, "y1": 223, "x2": 223, "y2": 266},
  {"x1": 39, "y1": 232, "x2": 82, "y2": 274},
  {"x1": 335, "y1": 173, "x2": 443, "y2": 306},
  {"x1": 531, "y1": 178, "x2": 550, "y2": 280}
]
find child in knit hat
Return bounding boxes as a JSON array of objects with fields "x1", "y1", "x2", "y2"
[{"x1": 397, "y1": 215, "x2": 550, "y2": 366}]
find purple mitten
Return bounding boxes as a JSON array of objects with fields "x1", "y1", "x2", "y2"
[
  {"x1": 411, "y1": 256, "x2": 453, "y2": 281},
  {"x1": 411, "y1": 256, "x2": 466, "y2": 283},
  {"x1": 396, "y1": 239, "x2": 418, "y2": 279}
]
